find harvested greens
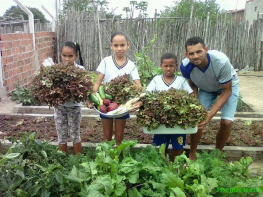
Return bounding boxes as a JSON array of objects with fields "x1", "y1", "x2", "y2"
[
  {"x1": 30, "y1": 63, "x2": 93, "y2": 107},
  {"x1": 137, "y1": 88, "x2": 207, "y2": 130},
  {"x1": 103, "y1": 74, "x2": 142, "y2": 104}
]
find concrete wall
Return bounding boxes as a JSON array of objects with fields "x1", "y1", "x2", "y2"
[
  {"x1": 0, "y1": 32, "x2": 55, "y2": 93},
  {"x1": 245, "y1": 0, "x2": 263, "y2": 40}
]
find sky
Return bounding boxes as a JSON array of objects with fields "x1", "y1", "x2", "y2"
[{"x1": 0, "y1": 0, "x2": 247, "y2": 22}]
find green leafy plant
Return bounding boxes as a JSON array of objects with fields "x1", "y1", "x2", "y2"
[
  {"x1": 30, "y1": 63, "x2": 93, "y2": 107},
  {"x1": 134, "y1": 34, "x2": 164, "y2": 86},
  {"x1": 0, "y1": 132, "x2": 83, "y2": 196},
  {"x1": 10, "y1": 85, "x2": 40, "y2": 106},
  {"x1": 103, "y1": 74, "x2": 142, "y2": 104},
  {"x1": 0, "y1": 133, "x2": 262, "y2": 196},
  {"x1": 137, "y1": 88, "x2": 207, "y2": 130}
]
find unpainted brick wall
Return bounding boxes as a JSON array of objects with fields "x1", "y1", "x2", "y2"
[{"x1": 0, "y1": 32, "x2": 55, "y2": 93}]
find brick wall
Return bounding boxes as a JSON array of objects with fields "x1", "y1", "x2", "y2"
[{"x1": 0, "y1": 32, "x2": 55, "y2": 93}]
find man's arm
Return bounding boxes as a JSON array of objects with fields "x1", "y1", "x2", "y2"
[
  {"x1": 200, "y1": 81, "x2": 232, "y2": 126},
  {"x1": 187, "y1": 79, "x2": 198, "y2": 96}
]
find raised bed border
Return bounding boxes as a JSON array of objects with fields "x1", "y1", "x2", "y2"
[
  {"x1": 1, "y1": 140, "x2": 262, "y2": 161},
  {"x1": 12, "y1": 103, "x2": 263, "y2": 119}
]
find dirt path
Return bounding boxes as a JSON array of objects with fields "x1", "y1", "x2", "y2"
[
  {"x1": 238, "y1": 71, "x2": 263, "y2": 112},
  {"x1": 0, "y1": 97, "x2": 17, "y2": 114}
]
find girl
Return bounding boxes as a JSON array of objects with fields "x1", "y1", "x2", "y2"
[
  {"x1": 92, "y1": 31, "x2": 142, "y2": 145},
  {"x1": 54, "y1": 41, "x2": 84, "y2": 154}
]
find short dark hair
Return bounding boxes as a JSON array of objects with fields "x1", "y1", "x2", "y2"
[
  {"x1": 110, "y1": 31, "x2": 128, "y2": 42},
  {"x1": 185, "y1": 36, "x2": 205, "y2": 51},
  {"x1": 160, "y1": 52, "x2": 177, "y2": 64}
]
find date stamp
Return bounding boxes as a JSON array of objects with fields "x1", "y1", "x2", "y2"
[{"x1": 217, "y1": 188, "x2": 263, "y2": 193}]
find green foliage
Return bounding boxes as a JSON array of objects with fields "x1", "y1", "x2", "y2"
[
  {"x1": 0, "y1": 132, "x2": 85, "y2": 196},
  {"x1": 60, "y1": 0, "x2": 122, "y2": 19},
  {"x1": 122, "y1": 1, "x2": 149, "y2": 18},
  {"x1": 135, "y1": 34, "x2": 164, "y2": 86},
  {"x1": 103, "y1": 74, "x2": 142, "y2": 104},
  {"x1": 10, "y1": 85, "x2": 40, "y2": 106},
  {"x1": 30, "y1": 63, "x2": 93, "y2": 107},
  {"x1": 160, "y1": 0, "x2": 221, "y2": 26},
  {"x1": 62, "y1": 0, "x2": 107, "y2": 12},
  {"x1": 1, "y1": 134, "x2": 262, "y2": 196},
  {"x1": 137, "y1": 88, "x2": 207, "y2": 130},
  {"x1": 3, "y1": 5, "x2": 49, "y2": 23}
]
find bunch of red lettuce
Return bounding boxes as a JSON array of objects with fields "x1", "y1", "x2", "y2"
[
  {"x1": 30, "y1": 63, "x2": 93, "y2": 107},
  {"x1": 137, "y1": 88, "x2": 207, "y2": 131},
  {"x1": 103, "y1": 74, "x2": 142, "y2": 104}
]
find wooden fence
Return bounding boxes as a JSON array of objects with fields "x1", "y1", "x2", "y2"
[{"x1": 57, "y1": 9, "x2": 263, "y2": 71}]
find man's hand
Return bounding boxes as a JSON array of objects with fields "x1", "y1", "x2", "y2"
[{"x1": 198, "y1": 112, "x2": 213, "y2": 129}]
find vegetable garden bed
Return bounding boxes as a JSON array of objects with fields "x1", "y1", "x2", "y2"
[{"x1": 1, "y1": 113, "x2": 263, "y2": 148}]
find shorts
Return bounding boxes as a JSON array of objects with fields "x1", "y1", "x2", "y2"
[
  {"x1": 54, "y1": 106, "x2": 82, "y2": 144},
  {"x1": 152, "y1": 134, "x2": 186, "y2": 150},
  {"x1": 198, "y1": 84, "x2": 239, "y2": 121},
  {"x1": 100, "y1": 113, "x2": 130, "y2": 119}
]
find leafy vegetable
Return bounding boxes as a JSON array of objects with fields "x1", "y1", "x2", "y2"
[
  {"x1": 103, "y1": 74, "x2": 142, "y2": 104},
  {"x1": 30, "y1": 63, "x2": 93, "y2": 107},
  {"x1": 10, "y1": 85, "x2": 40, "y2": 106},
  {"x1": 137, "y1": 88, "x2": 207, "y2": 130},
  {"x1": 1, "y1": 133, "x2": 262, "y2": 197}
]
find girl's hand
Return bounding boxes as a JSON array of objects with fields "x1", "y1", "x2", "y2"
[
  {"x1": 86, "y1": 100, "x2": 94, "y2": 109},
  {"x1": 130, "y1": 101, "x2": 143, "y2": 112}
]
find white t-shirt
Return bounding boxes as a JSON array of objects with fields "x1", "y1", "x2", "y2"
[
  {"x1": 96, "y1": 55, "x2": 140, "y2": 83},
  {"x1": 146, "y1": 75, "x2": 193, "y2": 94},
  {"x1": 63, "y1": 63, "x2": 85, "y2": 107}
]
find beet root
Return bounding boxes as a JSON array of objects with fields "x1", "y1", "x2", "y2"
[
  {"x1": 100, "y1": 105, "x2": 107, "y2": 113},
  {"x1": 103, "y1": 99, "x2": 111, "y2": 106},
  {"x1": 107, "y1": 102, "x2": 119, "y2": 112}
]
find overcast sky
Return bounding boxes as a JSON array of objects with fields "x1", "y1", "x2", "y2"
[{"x1": 0, "y1": 0, "x2": 247, "y2": 21}]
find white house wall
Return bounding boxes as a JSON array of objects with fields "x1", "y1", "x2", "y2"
[{"x1": 245, "y1": 0, "x2": 263, "y2": 40}]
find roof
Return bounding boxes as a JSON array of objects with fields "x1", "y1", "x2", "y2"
[{"x1": 226, "y1": 8, "x2": 245, "y2": 14}]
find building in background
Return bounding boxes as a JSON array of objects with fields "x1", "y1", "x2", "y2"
[
  {"x1": 245, "y1": 0, "x2": 263, "y2": 26},
  {"x1": 244, "y1": 0, "x2": 263, "y2": 40},
  {"x1": 227, "y1": 8, "x2": 245, "y2": 23}
]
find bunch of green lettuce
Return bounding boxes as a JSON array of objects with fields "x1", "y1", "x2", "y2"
[{"x1": 137, "y1": 88, "x2": 207, "y2": 130}]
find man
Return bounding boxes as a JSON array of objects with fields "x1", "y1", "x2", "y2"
[{"x1": 180, "y1": 36, "x2": 239, "y2": 160}]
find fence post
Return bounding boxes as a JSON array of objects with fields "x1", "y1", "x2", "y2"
[
  {"x1": 186, "y1": 2, "x2": 194, "y2": 39},
  {"x1": 93, "y1": 3, "x2": 103, "y2": 61},
  {"x1": 204, "y1": 12, "x2": 210, "y2": 45}
]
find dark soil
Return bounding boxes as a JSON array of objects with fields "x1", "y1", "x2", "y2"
[{"x1": 0, "y1": 115, "x2": 262, "y2": 147}]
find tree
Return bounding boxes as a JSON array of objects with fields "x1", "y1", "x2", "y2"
[
  {"x1": 61, "y1": 0, "x2": 121, "y2": 19},
  {"x1": 135, "y1": 1, "x2": 148, "y2": 18},
  {"x1": 129, "y1": 1, "x2": 138, "y2": 18},
  {"x1": 122, "y1": 7, "x2": 131, "y2": 18},
  {"x1": 122, "y1": 1, "x2": 149, "y2": 19},
  {"x1": 3, "y1": 5, "x2": 49, "y2": 23},
  {"x1": 160, "y1": 0, "x2": 221, "y2": 25}
]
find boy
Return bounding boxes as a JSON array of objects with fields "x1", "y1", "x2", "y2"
[{"x1": 146, "y1": 52, "x2": 193, "y2": 160}]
